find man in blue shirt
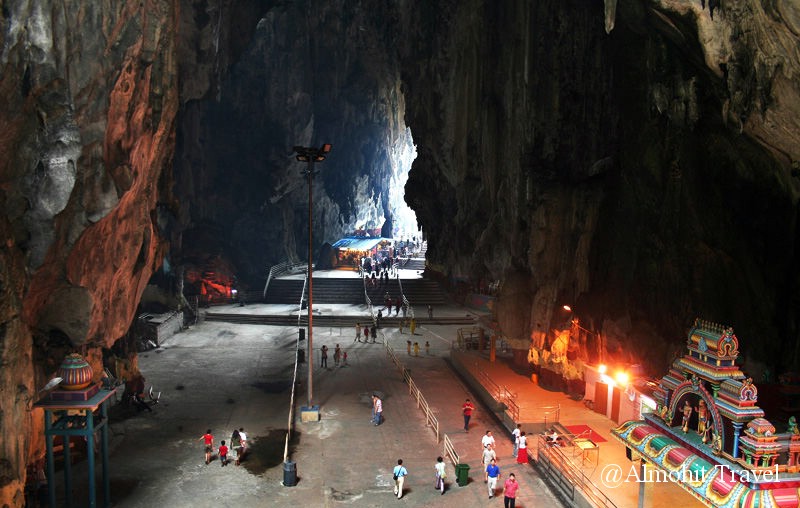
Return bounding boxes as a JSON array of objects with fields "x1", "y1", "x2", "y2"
[{"x1": 485, "y1": 458, "x2": 501, "y2": 498}]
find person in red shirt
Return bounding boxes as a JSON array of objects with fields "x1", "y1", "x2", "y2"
[
  {"x1": 218, "y1": 440, "x2": 229, "y2": 467},
  {"x1": 462, "y1": 398, "x2": 475, "y2": 432},
  {"x1": 503, "y1": 473, "x2": 519, "y2": 508},
  {"x1": 198, "y1": 430, "x2": 214, "y2": 465}
]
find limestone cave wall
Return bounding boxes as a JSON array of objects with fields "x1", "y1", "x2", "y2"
[{"x1": 401, "y1": 0, "x2": 800, "y2": 373}]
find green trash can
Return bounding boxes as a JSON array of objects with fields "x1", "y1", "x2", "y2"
[{"x1": 455, "y1": 463, "x2": 470, "y2": 486}]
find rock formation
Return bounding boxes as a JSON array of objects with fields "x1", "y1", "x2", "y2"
[{"x1": 1, "y1": 0, "x2": 798, "y2": 505}]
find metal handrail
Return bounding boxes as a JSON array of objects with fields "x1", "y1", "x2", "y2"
[
  {"x1": 385, "y1": 343, "x2": 443, "y2": 444},
  {"x1": 283, "y1": 316, "x2": 302, "y2": 464},
  {"x1": 535, "y1": 435, "x2": 618, "y2": 508},
  {"x1": 263, "y1": 260, "x2": 291, "y2": 299},
  {"x1": 442, "y1": 433, "x2": 460, "y2": 466}
]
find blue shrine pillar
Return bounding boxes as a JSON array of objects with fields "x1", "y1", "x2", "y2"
[
  {"x1": 35, "y1": 384, "x2": 115, "y2": 508},
  {"x1": 732, "y1": 422, "x2": 744, "y2": 458}
]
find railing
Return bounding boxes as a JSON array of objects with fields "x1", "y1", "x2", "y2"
[
  {"x1": 501, "y1": 387, "x2": 519, "y2": 423},
  {"x1": 263, "y1": 260, "x2": 308, "y2": 299},
  {"x1": 283, "y1": 321, "x2": 303, "y2": 464},
  {"x1": 403, "y1": 370, "x2": 440, "y2": 442},
  {"x1": 442, "y1": 433, "x2": 460, "y2": 466},
  {"x1": 476, "y1": 368, "x2": 520, "y2": 422},
  {"x1": 535, "y1": 435, "x2": 618, "y2": 508},
  {"x1": 297, "y1": 275, "x2": 308, "y2": 328},
  {"x1": 537, "y1": 404, "x2": 561, "y2": 430},
  {"x1": 385, "y1": 340, "x2": 444, "y2": 445},
  {"x1": 263, "y1": 260, "x2": 292, "y2": 299}
]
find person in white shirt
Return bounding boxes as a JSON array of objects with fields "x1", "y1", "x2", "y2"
[
  {"x1": 512, "y1": 424, "x2": 521, "y2": 457},
  {"x1": 236, "y1": 427, "x2": 247, "y2": 464},
  {"x1": 516, "y1": 432, "x2": 528, "y2": 464},
  {"x1": 482, "y1": 443, "x2": 497, "y2": 466},
  {"x1": 481, "y1": 430, "x2": 495, "y2": 451},
  {"x1": 434, "y1": 456, "x2": 447, "y2": 495}
]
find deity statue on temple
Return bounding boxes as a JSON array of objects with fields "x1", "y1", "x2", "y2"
[
  {"x1": 681, "y1": 400, "x2": 693, "y2": 433},
  {"x1": 712, "y1": 429, "x2": 723, "y2": 455},
  {"x1": 789, "y1": 416, "x2": 800, "y2": 436},
  {"x1": 697, "y1": 400, "x2": 708, "y2": 439}
]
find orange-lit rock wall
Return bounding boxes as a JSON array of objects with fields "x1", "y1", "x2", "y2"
[{"x1": 0, "y1": 2, "x2": 179, "y2": 505}]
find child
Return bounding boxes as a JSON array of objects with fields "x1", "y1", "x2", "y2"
[
  {"x1": 219, "y1": 440, "x2": 229, "y2": 467},
  {"x1": 343, "y1": 350, "x2": 348, "y2": 366},
  {"x1": 413, "y1": 342, "x2": 420, "y2": 357},
  {"x1": 198, "y1": 429, "x2": 214, "y2": 465}
]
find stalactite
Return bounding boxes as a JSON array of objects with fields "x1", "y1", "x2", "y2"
[{"x1": 604, "y1": 0, "x2": 617, "y2": 34}]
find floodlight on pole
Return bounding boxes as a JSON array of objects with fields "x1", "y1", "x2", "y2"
[{"x1": 293, "y1": 143, "x2": 331, "y2": 409}]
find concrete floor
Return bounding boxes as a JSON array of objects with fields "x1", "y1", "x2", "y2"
[{"x1": 49, "y1": 293, "x2": 700, "y2": 508}]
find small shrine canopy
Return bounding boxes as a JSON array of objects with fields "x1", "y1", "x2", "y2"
[
  {"x1": 612, "y1": 318, "x2": 800, "y2": 508},
  {"x1": 613, "y1": 420, "x2": 800, "y2": 508},
  {"x1": 332, "y1": 237, "x2": 387, "y2": 251}
]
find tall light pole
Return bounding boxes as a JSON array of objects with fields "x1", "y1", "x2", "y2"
[{"x1": 293, "y1": 143, "x2": 331, "y2": 409}]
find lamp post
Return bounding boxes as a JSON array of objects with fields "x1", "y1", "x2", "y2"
[{"x1": 293, "y1": 143, "x2": 332, "y2": 409}]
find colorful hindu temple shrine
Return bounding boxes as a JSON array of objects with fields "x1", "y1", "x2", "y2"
[{"x1": 612, "y1": 318, "x2": 800, "y2": 507}]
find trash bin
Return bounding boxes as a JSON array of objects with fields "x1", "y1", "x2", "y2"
[
  {"x1": 455, "y1": 463, "x2": 470, "y2": 486},
  {"x1": 283, "y1": 461, "x2": 297, "y2": 487},
  {"x1": 297, "y1": 348, "x2": 305, "y2": 363}
]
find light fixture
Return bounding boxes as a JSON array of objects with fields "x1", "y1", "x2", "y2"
[
  {"x1": 615, "y1": 370, "x2": 630, "y2": 386},
  {"x1": 293, "y1": 143, "x2": 332, "y2": 409},
  {"x1": 562, "y1": 305, "x2": 572, "y2": 312},
  {"x1": 598, "y1": 364, "x2": 607, "y2": 374}
]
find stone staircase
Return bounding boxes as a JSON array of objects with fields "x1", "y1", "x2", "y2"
[
  {"x1": 263, "y1": 275, "x2": 447, "y2": 306},
  {"x1": 204, "y1": 311, "x2": 476, "y2": 327},
  {"x1": 402, "y1": 257, "x2": 426, "y2": 271}
]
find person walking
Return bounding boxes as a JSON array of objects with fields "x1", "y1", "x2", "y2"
[
  {"x1": 427, "y1": 304, "x2": 433, "y2": 319},
  {"x1": 334, "y1": 344, "x2": 341, "y2": 367},
  {"x1": 512, "y1": 424, "x2": 522, "y2": 457},
  {"x1": 320, "y1": 345, "x2": 328, "y2": 368},
  {"x1": 462, "y1": 399, "x2": 475, "y2": 432},
  {"x1": 481, "y1": 430, "x2": 496, "y2": 451},
  {"x1": 364, "y1": 326, "x2": 370, "y2": 342},
  {"x1": 198, "y1": 429, "x2": 214, "y2": 465},
  {"x1": 485, "y1": 458, "x2": 501, "y2": 498},
  {"x1": 413, "y1": 341, "x2": 420, "y2": 357},
  {"x1": 516, "y1": 432, "x2": 528, "y2": 464},
  {"x1": 482, "y1": 443, "x2": 497, "y2": 468},
  {"x1": 230, "y1": 429, "x2": 241, "y2": 465},
  {"x1": 425, "y1": 340, "x2": 430, "y2": 355},
  {"x1": 355, "y1": 323, "x2": 362, "y2": 343},
  {"x1": 238, "y1": 427, "x2": 247, "y2": 465},
  {"x1": 218, "y1": 440, "x2": 229, "y2": 467},
  {"x1": 373, "y1": 394, "x2": 383, "y2": 425},
  {"x1": 370, "y1": 325, "x2": 377, "y2": 343},
  {"x1": 393, "y1": 459, "x2": 408, "y2": 499},
  {"x1": 343, "y1": 350, "x2": 348, "y2": 366},
  {"x1": 434, "y1": 456, "x2": 447, "y2": 495},
  {"x1": 503, "y1": 473, "x2": 519, "y2": 508},
  {"x1": 410, "y1": 318, "x2": 417, "y2": 335}
]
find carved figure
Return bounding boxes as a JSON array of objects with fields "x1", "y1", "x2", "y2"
[
  {"x1": 681, "y1": 400, "x2": 693, "y2": 433},
  {"x1": 712, "y1": 430, "x2": 723, "y2": 455},
  {"x1": 790, "y1": 416, "x2": 800, "y2": 436},
  {"x1": 697, "y1": 400, "x2": 708, "y2": 437}
]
